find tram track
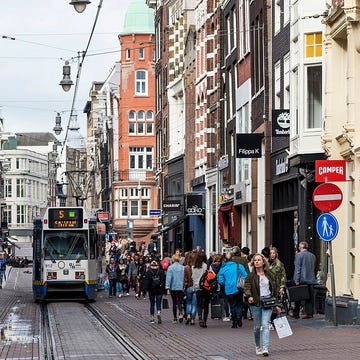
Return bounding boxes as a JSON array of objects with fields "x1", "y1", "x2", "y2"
[
  {"x1": 85, "y1": 303, "x2": 152, "y2": 360},
  {"x1": 39, "y1": 303, "x2": 57, "y2": 360}
]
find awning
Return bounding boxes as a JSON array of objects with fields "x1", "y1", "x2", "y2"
[{"x1": 160, "y1": 215, "x2": 187, "y2": 234}]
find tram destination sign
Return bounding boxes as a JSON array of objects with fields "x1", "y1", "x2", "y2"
[{"x1": 48, "y1": 208, "x2": 84, "y2": 228}]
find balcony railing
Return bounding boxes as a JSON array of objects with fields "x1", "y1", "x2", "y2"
[{"x1": 116, "y1": 169, "x2": 155, "y2": 182}]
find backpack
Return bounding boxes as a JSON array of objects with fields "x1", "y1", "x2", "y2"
[
  {"x1": 161, "y1": 258, "x2": 169, "y2": 271},
  {"x1": 199, "y1": 269, "x2": 218, "y2": 293},
  {"x1": 151, "y1": 270, "x2": 162, "y2": 289}
]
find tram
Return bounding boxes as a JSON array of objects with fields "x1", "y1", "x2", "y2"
[{"x1": 32, "y1": 207, "x2": 103, "y2": 301}]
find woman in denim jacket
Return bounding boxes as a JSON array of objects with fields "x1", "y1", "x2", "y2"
[{"x1": 165, "y1": 254, "x2": 185, "y2": 323}]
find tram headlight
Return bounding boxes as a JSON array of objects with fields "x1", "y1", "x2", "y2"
[
  {"x1": 47, "y1": 272, "x2": 57, "y2": 280},
  {"x1": 75, "y1": 271, "x2": 85, "y2": 280}
]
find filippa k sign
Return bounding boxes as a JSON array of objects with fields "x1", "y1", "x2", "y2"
[{"x1": 315, "y1": 160, "x2": 347, "y2": 182}]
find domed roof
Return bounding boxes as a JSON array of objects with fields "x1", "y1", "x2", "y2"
[{"x1": 121, "y1": 0, "x2": 154, "y2": 35}]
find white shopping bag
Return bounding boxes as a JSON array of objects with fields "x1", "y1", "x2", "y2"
[{"x1": 273, "y1": 316, "x2": 293, "y2": 339}]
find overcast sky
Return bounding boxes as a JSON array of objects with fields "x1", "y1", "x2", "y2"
[{"x1": 0, "y1": 0, "x2": 132, "y2": 140}]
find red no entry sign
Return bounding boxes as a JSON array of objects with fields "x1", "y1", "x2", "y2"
[{"x1": 313, "y1": 183, "x2": 343, "y2": 212}]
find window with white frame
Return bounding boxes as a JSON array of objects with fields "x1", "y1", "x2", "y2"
[
  {"x1": 129, "y1": 110, "x2": 136, "y2": 134},
  {"x1": 146, "y1": 111, "x2": 154, "y2": 134},
  {"x1": 126, "y1": 48, "x2": 130, "y2": 60},
  {"x1": 5, "y1": 179, "x2": 12, "y2": 197},
  {"x1": 17, "y1": 205, "x2": 26, "y2": 224},
  {"x1": 130, "y1": 200, "x2": 138, "y2": 216},
  {"x1": 16, "y1": 158, "x2": 26, "y2": 170},
  {"x1": 135, "y1": 70, "x2": 147, "y2": 95},
  {"x1": 274, "y1": 0, "x2": 281, "y2": 34},
  {"x1": 227, "y1": 15, "x2": 231, "y2": 55},
  {"x1": 129, "y1": 147, "x2": 153, "y2": 170},
  {"x1": 16, "y1": 179, "x2": 25, "y2": 197},
  {"x1": 275, "y1": 60, "x2": 281, "y2": 108},
  {"x1": 138, "y1": 111, "x2": 145, "y2": 134},
  {"x1": 139, "y1": 47, "x2": 144, "y2": 59},
  {"x1": 4, "y1": 205, "x2": 11, "y2": 224},
  {"x1": 233, "y1": 8, "x2": 237, "y2": 52},
  {"x1": 284, "y1": 0, "x2": 290, "y2": 24},
  {"x1": 306, "y1": 65, "x2": 322, "y2": 129},
  {"x1": 284, "y1": 53, "x2": 290, "y2": 108},
  {"x1": 239, "y1": 0, "x2": 250, "y2": 58},
  {"x1": 121, "y1": 200, "x2": 128, "y2": 216}
]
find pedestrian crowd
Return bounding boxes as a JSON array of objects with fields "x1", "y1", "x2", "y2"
[{"x1": 102, "y1": 239, "x2": 317, "y2": 357}]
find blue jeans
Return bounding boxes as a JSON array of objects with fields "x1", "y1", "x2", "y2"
[
  {"x1": 250, "y1": 304, "x2": 273, "y2": 350},
  {"x1": 149, "y1": 294, "x2": 163, "y2": 316},
  {"x1": 185, "y1": 286, "x2": 197, "y2": 320}
]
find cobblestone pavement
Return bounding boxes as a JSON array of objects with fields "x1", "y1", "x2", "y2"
[{"x1": 1, "y1": 267, "x2": 360, "y2": 359}]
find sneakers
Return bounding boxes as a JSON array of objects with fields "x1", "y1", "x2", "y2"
[
  {"x1": 150, "y1": 317, "x2": 155, "y2": 324},
  {"x1": 222, "y1": 317, "x2": 231, "y2": 322},
  {"x1": 126, "y1": 293, "x2": 129, "y2": 296},
  {"x1": 185, "y1": 316, "x2": 191, "y2": 325},
  {"x1": 173, "y1": 318, "x2": 178, "y2": 323},
  {"x1": 157, "y1": 314, "x2": 162, "y2": 324},
  {"x1": 262, "y1": 348, "x2": 269, "y2": 357},
  {"x1": 178, "y1": 313, "x2": 184, "y2": 323},
  {"x1": 190, "y1": 319, "x2": 195, "y2": 325},
  {"x1": 269, "y1": 324, "x2": 274, "y2": 330},
  {"x1": 256, "y1": 347, "x2": 263, "y2": 356},
  {"x1": 118, "y1": 294, "x2": 122, "y2": 298}
]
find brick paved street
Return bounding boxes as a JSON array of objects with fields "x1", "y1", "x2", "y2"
[{"x1": 1, "y1": 267, "x2": 359, "y2": 359}]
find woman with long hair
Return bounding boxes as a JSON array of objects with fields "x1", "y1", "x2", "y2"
[
  {"x1": 183, "y1": 251, "x2": 197, "y2": 325},
  {"x1": 244, "y1": 253, "x2": 281, "y2": 357}
]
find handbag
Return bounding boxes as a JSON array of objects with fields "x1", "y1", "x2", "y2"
[
  {"x1": 261, "y1": 296, "x2": 277, "y2": 308},
  {"x1": 236, "y1": 264, "x2": 246, "y2": 290},
  {"x1": 273, "y1": 316, "x2": 293, "y2": 338},
  {"x1": 162, "y1": 297, "x2": 169, "y2": 309}
]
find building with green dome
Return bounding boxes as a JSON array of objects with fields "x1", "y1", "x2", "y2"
[{"x1": 122, "y1": 0, "x2": 154, "y2": 35}]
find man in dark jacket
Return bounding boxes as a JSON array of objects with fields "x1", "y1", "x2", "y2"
[
  {"x1": 232, "y1": 246, "x2": 249, "y2": 274},
  {"x1": 290, "y1": 241, "x2": 316, "y2": 319}
]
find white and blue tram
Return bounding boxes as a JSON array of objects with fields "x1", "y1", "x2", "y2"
[{"x1": 33, "y1": 207, "x2": 103, "y2": 301}]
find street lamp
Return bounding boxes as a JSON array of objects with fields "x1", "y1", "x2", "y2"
[
  {"x1": 59, "y1": 61, "x2": 73, "y2": 92},
  {"x1": 53, "y1": 113, "x2": 63, "y2": 135},
  {"x1": 69, "y1": 0, "x2": 91, "y2": 13}
]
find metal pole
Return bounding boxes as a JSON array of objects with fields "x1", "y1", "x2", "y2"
[{"x1": 328, "y1": 241, "x2": 337, "y2": 326}]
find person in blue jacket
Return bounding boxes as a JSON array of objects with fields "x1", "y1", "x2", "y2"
[
  {"x1": 165, "y1": 254, "x2": 185, "y2": 323},
  {"x1": 218, "y1": 251, "x2": 248, "y2": 328}
]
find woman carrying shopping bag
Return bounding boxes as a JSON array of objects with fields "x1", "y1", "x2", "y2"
[{"x1": 244, "y1": 253, "x2": 281, "y2": 357}]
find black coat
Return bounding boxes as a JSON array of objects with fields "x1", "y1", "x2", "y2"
[{"x1": 144, "y1": 267, "x2": 165, "y2": 295}]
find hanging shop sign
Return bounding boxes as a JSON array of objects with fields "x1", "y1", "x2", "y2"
[
  {"x1": 272, "y1": 109, "x2": 290, "y2": 137},
  {"x1": 236, "y1": 133, "x2": 262, "y2": 158},
  {"x1": 315, "y1": 160, "x2": 347, "y2": 182},
  {"x1": 185, "y1": 194, "x2": 204, "y2": 215}
]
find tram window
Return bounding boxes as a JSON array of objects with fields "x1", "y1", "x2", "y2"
[{"x1": 43, "y1": 231, "x2": 88, "y2": 260}]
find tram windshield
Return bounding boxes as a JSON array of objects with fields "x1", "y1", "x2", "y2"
[{"x1": 43, "y1": 231, "x2": 88, "y2": 260}]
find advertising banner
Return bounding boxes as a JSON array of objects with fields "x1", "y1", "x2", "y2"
[{"x1": 272, "y1": 109, "x2": 290, "y2": 137}]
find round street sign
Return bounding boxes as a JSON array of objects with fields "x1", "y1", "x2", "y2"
[
  {"x1": 316, "y1": 213, "x2": 339, "y2": 242},
  {"x1": 312, "y1": 183, "x2": 343, "y2": 212}
]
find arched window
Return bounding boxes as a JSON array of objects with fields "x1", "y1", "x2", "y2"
[
  {"x1": 129, "y1": 110, "x2": 136, "y2": 134},
  {"x1": 146, "y1": 111, "x2": 153, "y2": 134},
  {"x1": 138, "y1": 111, "x2": 145, "y2": 134}
]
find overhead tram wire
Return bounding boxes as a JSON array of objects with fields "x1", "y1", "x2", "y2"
[{"x1": 61, "y1": 0, "x2": 104, "y2": 154}]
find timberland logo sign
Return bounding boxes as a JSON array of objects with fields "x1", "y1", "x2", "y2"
[
  {"x1": 315, "y1": 160, "x2": 347, "y2": 182},
  {"x1": 272, "y1": 109, "x2": 290, "y2": 137},
  {"x1": 236, "y1": 133, "x2": 262, "y2": 158}
]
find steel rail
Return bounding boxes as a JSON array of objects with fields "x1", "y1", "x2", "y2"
[
  {"x1": 39, "y1": 303, "x2": 57, "y2": 360},
  {"x1": 85, "y1": 303, "x2": 152, "y2": 360}
]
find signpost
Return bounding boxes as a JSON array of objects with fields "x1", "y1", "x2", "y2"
[{"x1": 316, "y1": 211, "x2": 339, "y2": 326}]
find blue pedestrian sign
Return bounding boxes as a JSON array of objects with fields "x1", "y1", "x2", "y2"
[
  {"x1": 150, "y1": 209, "x2": 161, "y2": 216},
  {"x1": 316, "y1": 213, "x2": 338, "y2": 242}
]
